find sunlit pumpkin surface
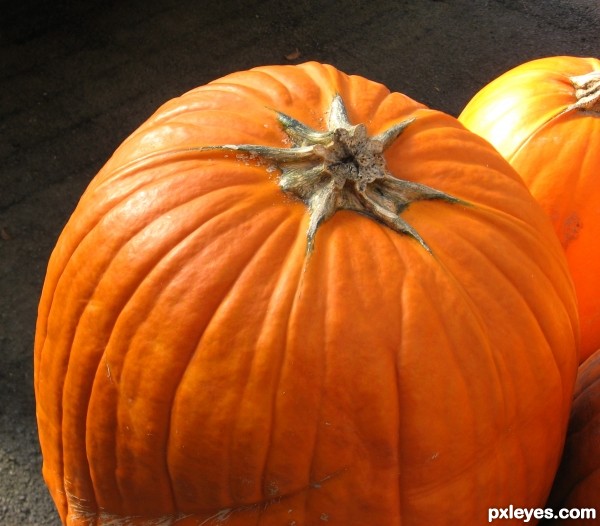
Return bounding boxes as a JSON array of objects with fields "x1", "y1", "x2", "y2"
[
  {"x1": 34, "y1": 62, "x2": 579, "y2": 525},
  {"x1": 459, "y1": 55, "x2": 600, "y2": 363}
]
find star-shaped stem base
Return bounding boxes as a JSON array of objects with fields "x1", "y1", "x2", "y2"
[{"x1": 204, "y1": 95, "x2": 463, "y2": 253}]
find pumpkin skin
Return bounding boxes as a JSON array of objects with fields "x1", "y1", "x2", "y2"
[
  {"x1": 543, "y1": 349, "x2": 600, "y2": 524},
  {"x1": 459, "y1": 55, "x2": 600, "y2": 363},
  {"x1": 34, "y1": 62, "x2": 579, "y2": 525}
]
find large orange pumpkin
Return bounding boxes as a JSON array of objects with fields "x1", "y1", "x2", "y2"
[
  {"x1": 458, "y1": 55, "x2": 600, "y2": 363},
  {"x1": 542, "y1": 348, "x2": 600, "y2": 524},
  {"x1": 34, "y1": 62, "x2": 579, "y2": 525}
]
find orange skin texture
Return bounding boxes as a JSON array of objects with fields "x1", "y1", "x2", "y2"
[
  {"x1": 459, "y1": 55, "x2": 600, "y2": 363},
  {"x1": 34, "y1": 62, "x2": 579, "y2": 525},
  {"x1": 544, "y1": 349, "x2": 600, "y2": 523}
]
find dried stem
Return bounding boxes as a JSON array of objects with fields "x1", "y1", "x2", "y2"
[
  {"x1": 569, "y1": 70, "x2": 600, "y2": 113},
  {"x1": 201, "y1": 95, "x2": 463, "y2": 253}
]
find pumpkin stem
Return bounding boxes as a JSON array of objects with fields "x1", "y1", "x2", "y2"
[
  {"x1": 569, "y1": 71, "x2": 600, "y2": 113},
  {"x1": 201, "y1": 95, "x2": 463, "y2": 254}
]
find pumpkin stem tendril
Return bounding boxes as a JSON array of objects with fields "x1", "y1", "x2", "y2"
[{"x1": 569, "y1": 71, "x2": 600, "y2": 113}]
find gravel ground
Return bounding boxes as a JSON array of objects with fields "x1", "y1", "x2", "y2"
[{"x1": 1, "y1": 0, "x2": 598, "y2": 524}]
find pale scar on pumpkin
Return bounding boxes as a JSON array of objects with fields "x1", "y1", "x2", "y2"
[
  {"x1": 198, "y1": 94, "x2": 465, "y2": 253},
  {"x1": 63, "y1": 470, "x2": 346, "y2": 525},
  {"x1": 196, "y1": 468, "x2": 347, "y2": 524}
]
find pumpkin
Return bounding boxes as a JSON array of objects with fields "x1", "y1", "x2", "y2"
[
  {"x1": 542, "y1": 348, "x2": 600, "y2": 524},
  {"x1": 458, "y1": 55, "x2": 600, "y2": 363},
  {"x1": 34, "y1": 62, "x2": 579, "y2": 525}
]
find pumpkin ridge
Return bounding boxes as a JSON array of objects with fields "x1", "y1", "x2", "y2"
[
  {"x1": 296, "y1": 231, "x2": 331, "y2": 522},
  {"x1": 262, "y1": 218, "x2": 331, "y2": 520},
  {"x1": 61, "y1": 209, "x2": 222, "y2": 516},
  {"x1": 51, "y1": 172, "x2": 280, "y2": 371},
  {"x1": 253, "y1": 62, "x2": 339, "y2": 118},
  {"x1": 183, "y1": 208, "x2": 302, "y2": 346},
  {"x1": 197, "y1": 82, "x2": 273, "y2": 112},
  {"x1": 346, "y1": 80, "x2": 393, "y2": 129},
  {"x1": 202, "y1": 217, "x2": 310, "y2": 506},
  {"x1": 163, "y1": 113, "x2": 284, "y2": 145},
  {"x1": 212, "y1": 69, "x2": 296, "y2": 109},
  {"x1": 94, "y1": 140, "x2": 272, "y2": 191},
  {"x1": 393, "y1": 273, "x2": 504, "y2": 517},
  {"x1": 440, "y1": 212, "x2": 564, "y2": 352},
  {"x1": 163, "y1": 214, "x2": 305, "y2": 511},
  {"x1": 85, "y1": 158, "x2": 267, "y2": 248},
  {"x1": 309, "y1": 222, "x2": 404, "y2": 521},
  {"x1": 373, "y1": 227, "x2": 408, "y2": 523},
  {"x1": 406, "y1": 229, "x2": 509, "y2": 408},
  {"x1": 505, "y1": 107, "x2": 571, "y2": 163},
  {"x1": 247, "y1": 220, "x2": 313, "y2": 508},
  {"x1": 98, "y1": 218, "x2": 288, "y2": 516},
  {"x1": 410, "y1": 290, "x2": 481, "y2": 496},
  {"x1": 471, "y1": 203, "x2": 576, "y2": 299},
  {"x1": 68, "y1": 192, "x2": 295, "y2": 517},
  {"x1": 41, "y1": 194, "x2": 172, "y2": 513},
  {"x1": 87, "y1": 200, "x2": 252, "y2": 497},
  {"x1": 419, "y1": 259, "x2": 522, "y2": 503},
  {"x1": 422, "y1": 204, "x2": 573, "y2": 385}
]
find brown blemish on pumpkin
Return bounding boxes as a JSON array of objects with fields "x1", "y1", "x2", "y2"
[{"x1": 561, "y1": 212, "x2": 583, "y2": 245}]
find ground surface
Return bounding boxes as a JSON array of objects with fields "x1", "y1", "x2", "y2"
[{"x1": 1, "y1": 0, "x2": 598, "y2": 524}]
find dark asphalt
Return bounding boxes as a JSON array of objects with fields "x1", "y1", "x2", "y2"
[{"x1": 1, "y1": 0, "x2": 598, "y2": 524}]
